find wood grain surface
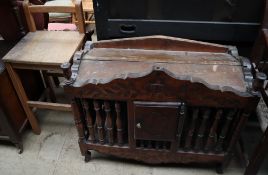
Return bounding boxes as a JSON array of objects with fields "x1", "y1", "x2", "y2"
[{"x1": 2, "y1": 31, "x2": 84, "y2": 66}]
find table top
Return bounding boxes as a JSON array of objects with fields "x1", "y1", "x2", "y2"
[{"x1": 2, "y1": 31, "x2": 84, "y2": 66}]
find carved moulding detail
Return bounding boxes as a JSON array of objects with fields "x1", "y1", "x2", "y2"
[{"x1": 73, "y1": 64, "x2": 253, "y2": 97}]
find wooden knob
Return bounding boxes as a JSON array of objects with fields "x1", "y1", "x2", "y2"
[
  {"x1": 60, "y1": 62, "x2": 71, "y2": 80},
  {"x1": 136, "y1": 123, "x2": 142, "y2": 129},
  {"x1": 253, "y1": 72, "x2": 267, "y2": 91}
]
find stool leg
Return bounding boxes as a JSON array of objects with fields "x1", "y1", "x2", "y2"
[
  {"x1": 42, "y1": 71, "x2": 57, "y2": 102},
  {"x1": 6, "y1": 63, "x2": 41, "y2": 134}
]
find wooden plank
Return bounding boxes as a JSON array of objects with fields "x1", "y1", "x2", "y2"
[
  {"x1": 29, "y1": 5, "x2": 75, "y2": 13},
  {"x1": 27, "y1": 101, "x2": 72, "y2": 111},
  {"x1": 84, "y1": 48, "x2": 240, "y2": 65},
  {"x1": 12, "y1": 63, "x2": 61, "y2": 71},
  {"x1": 93, "y1": 35, "x2": 231, "y2": 53},
  {"x1": 5, "y1": 63, "x2": 41, "y2": 134}
]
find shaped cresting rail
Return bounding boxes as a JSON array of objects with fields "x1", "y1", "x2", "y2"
[{"x1": 61, "y1": 41, "x2": 93, "y2": 86}]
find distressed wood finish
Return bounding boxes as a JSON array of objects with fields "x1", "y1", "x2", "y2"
[
  {"x1": 63, "y1": 36, "x2": 261, "y2": 173},
  {"x1": 2, "y1": 31, "x2": 84, "y2": 65}
]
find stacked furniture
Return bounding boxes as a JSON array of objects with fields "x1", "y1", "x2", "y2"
[{"x1": 62, "y1": 36, "x2": 266, "y2": 173}]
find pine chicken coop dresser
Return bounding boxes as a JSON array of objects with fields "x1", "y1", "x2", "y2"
[{"x1": 62, "y1": 36, "x2": 265, "y2": 173}]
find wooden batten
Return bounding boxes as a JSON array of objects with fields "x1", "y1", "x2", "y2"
[
  {"x1": 29, "y1": 5, "x2": 75, "y2": 13},
  {"x1": 93, "y1": 35, "x2": 231, "y2": 53}
]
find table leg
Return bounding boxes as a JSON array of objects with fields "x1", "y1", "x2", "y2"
[
  {"x1": 6, "y1": 63, "x2": 41, "y2": 135},
  {"x1": 42, "y1": 70, "x2": 57, "y2": 103}
]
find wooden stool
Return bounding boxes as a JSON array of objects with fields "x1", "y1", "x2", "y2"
[{"x1": 2, "y1": 0, "x2": 85, "y2": 134}]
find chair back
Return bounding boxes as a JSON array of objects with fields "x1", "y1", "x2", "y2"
[{"x1": 23, "y1": 0, "x2": 85, "y2": 34}]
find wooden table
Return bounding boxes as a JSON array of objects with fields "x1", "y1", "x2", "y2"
[{"x1": 2, "y1": 31, "x2": 84, "y2": 134}]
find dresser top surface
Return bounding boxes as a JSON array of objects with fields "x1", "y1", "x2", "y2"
[{"x1": 72, "y1": 36, "x2": 250, "y2": 96}]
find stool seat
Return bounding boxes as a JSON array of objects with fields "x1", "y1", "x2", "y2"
[{"x1": 2, "y1": 31, "x2": 84, "y2": 66}]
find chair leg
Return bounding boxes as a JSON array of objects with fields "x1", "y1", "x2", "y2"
[
  {"x1": 52, "y1": 76, "x2": 60, "y2": 88},
  {"x1": 244, "y1": 126, "x2": 268, "y2": 175},
  {"x1": 235, "y1": 140, "x2": 248, "y2": 168},
  {"x1": 42, "y1": 70, "x2": 57, "y2": 103},
  {"x1": 6, "y1": 63, "x2": 41, "y2": 134}
]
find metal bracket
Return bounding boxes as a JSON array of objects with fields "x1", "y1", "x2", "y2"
[
  {"x1": 61, "y1": 41, "x2": 94, "y2": 86},
  {"x1": 240, "y1": 57, "x2": 257, "y2": 95}
]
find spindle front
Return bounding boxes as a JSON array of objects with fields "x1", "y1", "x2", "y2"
[{"x1": 63, "y1": 36, "x2": 262, "y2": 173}]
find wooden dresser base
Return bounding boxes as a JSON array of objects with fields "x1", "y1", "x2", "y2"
[{"x1": 63, "y1": 36, "x2": 262, "y2": 174}]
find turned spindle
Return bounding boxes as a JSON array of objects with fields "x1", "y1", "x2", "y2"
[
  {"x1": 185, "y1": 109, "x2": 199, "y2": 150},
  {"x1": 215, "y1": 110, "x2": 236, "y2": 153},
  {"x1": 82, "y1": 99, "x2": 95, "y2": 142},
  {"x1": 93, "y1": 100, "x2": 105, "y2": 144},
  {"x1": 177, "y1": 103, "x2": 187, "y2": 148},
  {"x1": 115, "y1": 102, "x2": 124, "y2": 146},
  {"x1": 204, "y1": 110, "x2": 223, "y2": 152},
  {"x1": 194, "y1": 109, "x2": 211, "y2": 151},
  {"x1": 71, "y1": 99, "x2": 85, "y2": 141},
  {"x1": 104, "y1": 101, "x2": 114, "y2": 145}
]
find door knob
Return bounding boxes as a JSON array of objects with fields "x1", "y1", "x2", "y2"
[{"x1": 136, "y1": 123, "x2": 142, "y2": 129}]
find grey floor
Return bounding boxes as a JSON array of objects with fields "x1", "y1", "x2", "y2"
[{"x1": 0, "y1": 108, "x2": 267, "y2": 175}]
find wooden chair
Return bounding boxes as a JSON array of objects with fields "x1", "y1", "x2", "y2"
[
  {"x1": 2, "y1": 0, "x2": 85, "y2": 134},
  {"x1": 244, "y1": 0, "x2": 268, "y2": 174}
]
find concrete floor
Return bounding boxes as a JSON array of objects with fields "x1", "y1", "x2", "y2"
[{"x1": 0, "y1": 108, "x2": 267, "y2": 175}]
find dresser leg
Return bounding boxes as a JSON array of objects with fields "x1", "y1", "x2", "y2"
[
  {"x1": 15, "y1": 143, "x2": 23, "y2": 154},
  {"x1": 216, "y1": 163, "x2": 224, "y2": 174},
  {"x1": 84, "y1": 150, "x2": 91, "y2": 162}
]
